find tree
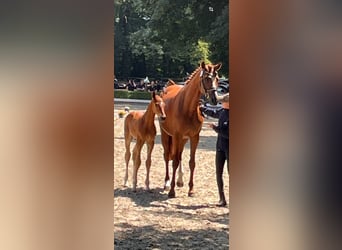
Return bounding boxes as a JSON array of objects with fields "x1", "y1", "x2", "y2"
[
  {"x1": 114, "y1": 0, "x2": 229, "y2": 79},
  {"x1": 208, "y1": 3, "x2": 229, "y2": 77}
]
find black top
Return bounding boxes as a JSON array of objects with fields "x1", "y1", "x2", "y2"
[{"x1": 213, "y1": 108, "x2": 229, "y2": 152}]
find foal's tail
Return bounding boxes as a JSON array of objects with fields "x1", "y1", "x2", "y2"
[{"x1": 123, "y1": 113, "x2": 132, "y2": 145}]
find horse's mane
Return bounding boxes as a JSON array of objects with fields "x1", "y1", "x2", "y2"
[{"x1": 184, "y1": 66, "x2": 201, "y2": 85}]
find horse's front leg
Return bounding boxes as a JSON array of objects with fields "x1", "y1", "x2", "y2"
[
  {"x1": 145, "y1": 140, "x2": 154, "y2": 191},
  {"x1": 168, "y1": 136, "x2": 183, "y2": 198},
  {"x1": 188, "y1": 135, "x2": 199, "y2": 197},
  {"x1": 161, "y1": 133, "x2": 171, "y2": 190},
  {"x1": 132, "y1": 139, "x2": 143, "y2": 192},
  {"x1": 168, "y1": 153, "x2": 180, "y2": 198},
  {"x1": 176, "y1": 160, "x2": 184, "y2": 187},
  {"x1": 176, "y1": 139, "x2": 187, "y2": 188}
]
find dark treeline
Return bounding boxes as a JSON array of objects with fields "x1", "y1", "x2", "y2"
[{"x1": 114, "y1": 0, "x2": 228, "y2": 79}]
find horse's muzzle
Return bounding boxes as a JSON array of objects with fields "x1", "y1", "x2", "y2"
[{"x1": 207, "y1": 90, "x2": 218, "y2": 105}]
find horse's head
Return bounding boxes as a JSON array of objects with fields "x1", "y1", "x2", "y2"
[
  {"x1": 199, "y1": 61, "x2": 222, "y2": 105},
  {"x1": 151, "y1": 91, "x2": 166, "y2": 122}
]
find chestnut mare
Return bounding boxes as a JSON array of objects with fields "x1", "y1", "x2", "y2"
[
  {"x1": 159, "y1": 62, "x2": 222, "y2": 198},
  {"x1": 124, "y1": 92, "x2": 166, "y2": 192}
]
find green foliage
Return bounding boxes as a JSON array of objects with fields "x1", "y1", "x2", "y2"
[
  {"x1": 192, "y1": 40, "x2": 211, "y2": 65},
  {"x1": 114, "y1": 0, "x2": 228, "y2": 78},
  {"x1": 208, "y1": 4, "x2": 229, "y2": 77},
  {"x1": 114, "y1": 90, "x2": 155, "y2": 100}
]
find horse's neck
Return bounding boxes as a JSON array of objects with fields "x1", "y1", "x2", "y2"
[
  {"x1": 179, "y1": 72, "x2": 202, "y2": 111},
  {"x1": 141, "y1": 102, "x2": 155, "y2": 127}
]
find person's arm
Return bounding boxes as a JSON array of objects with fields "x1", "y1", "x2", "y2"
[
  {"x1": 212, "y1": 122, "x2": 228, "y2": 139},
  {"x1": 208, "y1": 122, "x2": 228, "y2": 139},
  {"x1": 211, "y1": 112, "x2": 229, "y2": 139},
  {"x1": 215, "y1": 92, "x2": 229, "y2": 103},
  {"x1": 201, "y1": 106, "x2": 223, "y2": 119}
]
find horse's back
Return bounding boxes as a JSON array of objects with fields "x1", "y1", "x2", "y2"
[
  {"x1": 163, "y1": 85, "x2": 182, "y2": 100},
  {"x1": 124, "y1": 111, "x2": 144, "y2": 136}
]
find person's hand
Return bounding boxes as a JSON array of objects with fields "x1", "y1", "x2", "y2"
[{"x1": 208, "y1": 123, "x2": 215, "y2": 129}]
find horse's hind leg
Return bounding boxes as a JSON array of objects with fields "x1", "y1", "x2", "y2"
[
  {"x1": 188, "y1": 135, "x2": 199, "y2": 197},
  {"x1": 145, "y1": 140, "x2": 154, "y2": 191},
  {"x1": 176, "y1": 139, "x2": 187, "y2": 188},
  {"x1": 132, "y1": 139, "x2": 143, "y2": 192},
  {"x1": 124, "y1": 135, "x2": 132, "y2": 187}
]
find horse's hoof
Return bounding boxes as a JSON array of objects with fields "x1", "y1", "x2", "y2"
[
  {"x1": 132, "y1": 189, "x2": 137, "y2": 193},
  {"x1": 188, "y1": 191, "x2": 195, "y2": 197},
  {"x1": 168, "y1": 190, "x2": 176, "y2": 198},
  {"x1": 176, "y1": 181, "x2": 184, "y2": 188},
  {"x1": 164, "y1": 185, "x2": 170, "y2": 191},
  {"x1": 216, "y1": 200, "x2": 227, "y2": 207}
]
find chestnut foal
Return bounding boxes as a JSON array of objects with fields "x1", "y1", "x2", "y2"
[{"x1": 123, "y1": 92, "x2": 166, "y2": 192}]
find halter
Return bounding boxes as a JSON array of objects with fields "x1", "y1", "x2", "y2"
[{"x1": 200, "y1": 69, "x2": 218, "y2": 95}]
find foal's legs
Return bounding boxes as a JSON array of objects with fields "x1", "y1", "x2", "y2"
[
  {"x1": 188, "y1": 135, "x2": 199, "y2": 197},
  {"x1": 145, "y1": 140, "x2": 154, "y2": 191},
  {"x1": 124, "y1": 134, "x2": 132, "y2": 187},
  {"x1": 132, "y1": 139, "x2": 143, "y2": 192}
]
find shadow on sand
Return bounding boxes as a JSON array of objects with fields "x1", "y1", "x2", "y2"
[
  {"x1": 114, "y1": 224, "x2": 229, "y2": 250},
  {"x1": 114, "y1": 187, "x2": 168, "y2": 207}
]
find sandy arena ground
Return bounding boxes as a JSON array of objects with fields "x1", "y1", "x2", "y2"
[{"x1": 114, "y1": 101, "x2": 229, "y2": 249}]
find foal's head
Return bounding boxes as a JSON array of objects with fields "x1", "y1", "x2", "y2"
[{"x1": 151, "y1": 92, "x2": 166, "y2": 121}]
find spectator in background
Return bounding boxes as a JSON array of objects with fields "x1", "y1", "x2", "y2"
[
  {"x1": 150, "y1": 81, "x2": 155, "y2": 92},
  {"x1": 127, "y1": 80, "x2": 135, "y2": 91},
  {"x1": 155, "y1": 80, "x2": 161, "y2": 92},
  {"x1": 139, "y1": 80, "x2": 145, "y2": 90},
  {"x1": 144, "y1": 76, "x2": 150, "y2": 84},
  {"x1": 144, "y1": 77, "x2": 150, "y2": 91}
]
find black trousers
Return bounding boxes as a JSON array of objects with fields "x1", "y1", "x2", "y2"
[{"x1": 216, "y1": 150, "x2": 229, "y2": 201}]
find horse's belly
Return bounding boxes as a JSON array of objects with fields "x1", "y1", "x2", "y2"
[{"x1": 161, "y1": 124, "x2": 201, "y2": 139}]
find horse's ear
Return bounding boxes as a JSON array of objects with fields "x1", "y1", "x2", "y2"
[
  {"x1": 200, "y1": 61, "x2": 206, "y2": 69},
  {"x1": 169, "y1": 79, "x2": 176, "y2": 85},
  {"x1": 214, "y1": 63, "x2": 222, "y2": 71},
  {"x1": 152, "y1": 91, "x2": 156, "y2": 100}
]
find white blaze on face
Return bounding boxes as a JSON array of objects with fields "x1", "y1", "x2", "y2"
[{"x1": 209, "y1": 67, "x2": 217, "y2": 90}]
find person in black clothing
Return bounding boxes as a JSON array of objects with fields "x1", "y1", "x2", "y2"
[
  {"x1": 209, "y1": 99, "x2": 229, "y2": 207},
  {"x1": 127, "y1": 80, "x2": 136, "y2": 91}
]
